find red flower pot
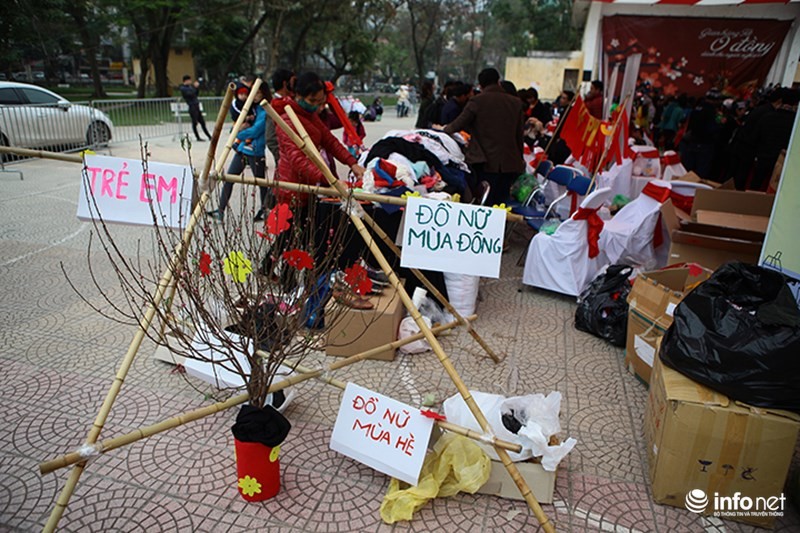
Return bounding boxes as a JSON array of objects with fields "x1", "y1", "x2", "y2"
[{"x1": 234, "y1": 437, "x2": 281, "y2": 501}]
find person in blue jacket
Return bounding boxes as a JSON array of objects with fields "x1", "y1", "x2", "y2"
[{"x1": 208, "y1": 84, "x2": 271, "y2": 221}]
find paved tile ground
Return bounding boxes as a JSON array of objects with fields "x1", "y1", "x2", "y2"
[{"x1": 1, "y1": 113, "x2": 798, "y2": 532}]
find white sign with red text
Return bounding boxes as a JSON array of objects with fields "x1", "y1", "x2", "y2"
[
  {"x1": 77, "y1": 155, "x2": 193, "y2": 229},
  {"x1": 330, "y1": 383, "x2": 434, "y2": 486}
]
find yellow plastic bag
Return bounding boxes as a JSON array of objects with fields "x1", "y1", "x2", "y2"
[{"x1": 380, "y1": 432, "x2": 491, "y2": 524}]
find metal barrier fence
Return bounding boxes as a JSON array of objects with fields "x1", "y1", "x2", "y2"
[
  {"x1": 91, "y1": 96, "x2": 224, "y2": 145},
  {"x1": 0, "y1": 96, "x2": 225, "y2": 161}
]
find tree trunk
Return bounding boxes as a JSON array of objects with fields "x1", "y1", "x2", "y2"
[
  {"x1": 151, "y1": 36, "x2": 170, "y2": 97},
  {"x1": 267, "y1": 9, "x2": 286, "y2": 75},
  {"x1": 137, "y1": 55, "x2": 149, "y2": 98},
  {"x1": 65, "y1": 2, "x2": 107, "y2": 98}
]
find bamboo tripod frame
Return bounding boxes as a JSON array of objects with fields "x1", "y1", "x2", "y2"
[
  {"x1": 265, "y1": 102, "x2": 554, "y2": 532},
  {"x1": 23, "y1": 82, "x2": 553, "y2": 531}
]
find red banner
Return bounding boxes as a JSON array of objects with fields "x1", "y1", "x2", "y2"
[{"x1": 603, "y1": 15, "x2": 791, "y2": 97}]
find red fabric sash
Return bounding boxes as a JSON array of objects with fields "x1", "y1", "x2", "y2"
[
  {"x1": 641, "y1": 182, "x2": 670, "y2": 248},
  {"x1": 642, "y1": 182, "x2": 671, "y2": 203},
  {"x1": 669, "y1": 190, "x2": 693, "y2": 213},
  {"x1": 636, "y1": 148, "x2": 660, "y2": 159},
  {"x1": 661, "y1": 152, "x2": 681, "y2": 166},
  {"x1": 572, "y1": 207, "x2": 604, "y2": 259},
  {"x1": 653, "y1": 213, "x2": 664, "y2": 248}
]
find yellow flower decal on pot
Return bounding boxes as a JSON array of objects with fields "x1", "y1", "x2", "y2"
[
  {"x1": 269, "y1": 445, "x2": 281, "y2": 463},
  {"x1": 492, "y1": 203, "x2": 512, "y2": 212},
  {"x1": 238, "y1": 475, "x2": 262, "y2": 497},
  {"x1": 223, "y1": 251, "x2": 253, "y2": 283}
]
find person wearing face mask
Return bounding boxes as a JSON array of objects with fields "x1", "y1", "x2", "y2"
[{"x1": 271, "y1": 72, "x2": 366, "y2": 207}]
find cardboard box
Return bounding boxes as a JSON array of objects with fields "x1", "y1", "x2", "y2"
[
  {"x1": 476, "y1": 459, "x2": 556, "y2": 504},
  {"x1": 625, "y1": 265, "x2": 712, "y2": 384},
  {"x1": 645, "y1": 358, "x2": 800, "y2": 528},
  {"x1": 667, "y1": 189, "x2": 775, "y2": 270},
  {"x1": 669, "y1": 223, "x2": 765, "y2": 271},
  {"x1": 325, "y1": 284, "x2": 405, "y2": 361}
]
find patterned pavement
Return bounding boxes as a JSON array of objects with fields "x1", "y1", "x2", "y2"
[{"x1": 1, "y1": 115, "x2": 798, "y2": 532}]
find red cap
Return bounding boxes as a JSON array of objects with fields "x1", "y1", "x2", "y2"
[{"x1": 236, "y1": 86, "x2": 249, "y2": 96}]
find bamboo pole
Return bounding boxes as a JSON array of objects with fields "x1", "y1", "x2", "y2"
[
  {"x1": 266, "y1": 102, "x2": 554, "y2": 532},
  {"x1": 542, "y1": 94, "x2": 577, "y2": 157},
  {"x1": 40, "y1": 315, "x2": 471, "y2": 475},
  {"x1": 356, "y1": 211, "x2": 501, "y2": 363},
  {"x1": 288, "y1": 362, "x2": 523, "y2": 454},
  {"x1": 0, "y1": 144, "x2": 526, "y2": 225},
  {"x1": 42, "y1": 85, "x2": 240, "y2": 533},
  {"x1": 0, "y1": 146, "x2": 83, "y2": 163},
  {"x1": 40, "y1": 320, "x2": 519, "y2": 478},
  {"x1": 41, "y1": 315, "x2": 470, "y2": 475},
  {"x1": 39, "y1": 370, "x2": 314, "y2": 476},
  {"x1": 323, "y1": 315, "x2": 474, "y2": 371},
  {"x1": 217, "y1": 173, "x2": 524, "y2": 223}
]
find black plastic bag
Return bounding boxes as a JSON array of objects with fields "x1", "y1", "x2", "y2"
[
  {"x1": 232, "y1": 404, "x2": 291, "y2": 446},
  {"x1": 575, "y1": 264, "x2": 633, "y2": 347},
  {"x1": 660, "y1": 262, "x2": 800, "y2": 412}
]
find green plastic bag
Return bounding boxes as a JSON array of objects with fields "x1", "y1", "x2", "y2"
[
  {"x1": 510, "y1": 174, "x2": 538, "y2": 204},
  {"x1": 540, "y1": 220, "x2": 561, "y2": 235},
  {"x1": 380, "y1": 432, "x2": 491, "y2": 524}
]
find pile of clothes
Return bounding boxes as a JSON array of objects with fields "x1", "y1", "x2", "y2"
[{"x1": 356, "y1": 129, "x2": 471, "y2": 197}]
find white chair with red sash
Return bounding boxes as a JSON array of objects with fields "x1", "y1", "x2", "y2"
[
  {"x1": 660, "y1": 150, "x2": 686, "y2": 182},
  {"x1": 522, "y1": 187, "x2": 614, "y2": 297},
  {"x1": 599, "y1": 179, "x2": 672, "y2": 270},
  {"x1": 668, "y1": 180, "x2": 713, "y2": 214}
]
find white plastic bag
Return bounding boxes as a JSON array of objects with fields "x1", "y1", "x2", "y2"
[
  {"x1": 443, "y1": 390, "x2": 577, "y2": 471},
  {"x1": 397, "y1": 316, "x2": 432, "y2": 354},
  {"x1": 443, "y1": 273, "x2": 479, "y2": 317}
]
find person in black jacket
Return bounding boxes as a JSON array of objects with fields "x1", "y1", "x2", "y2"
[
  {"x1": 751, "y1": 88, "x2": 798, "y2": 191},
  {"x1": 179, "y1": 75, "x2": 212, "y2": 141},
  {"x1": 730, "y1": 89, "x2": 783, "y2": 190}
]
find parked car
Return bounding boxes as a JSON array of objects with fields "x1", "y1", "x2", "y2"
[{"x1": 0, "y1": 81, "x2": 114, "y2": 151}]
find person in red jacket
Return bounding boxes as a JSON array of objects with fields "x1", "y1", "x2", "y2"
[{"x1": 272, "y1": 72, "x2": 366, "y2": 207}]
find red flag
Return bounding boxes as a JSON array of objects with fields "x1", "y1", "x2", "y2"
[
  {"x1": 606, "y1": 107, "x2": 630, "y2": 166},
  {"x1": 558, "y1": 96, "x2": 603, "y2": 169},
  {"x1": 324, "y1": 81, "x2": 362, "y2": 146}
]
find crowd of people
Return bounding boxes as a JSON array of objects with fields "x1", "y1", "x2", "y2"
[
  {"x1": 631, "y1": 83, "x2": 798, "y2": 191},
  {"x1": 192, "y1": 65, "x2": 798, "y2": 227}
]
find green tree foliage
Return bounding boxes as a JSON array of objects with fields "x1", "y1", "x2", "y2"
[{"x1": 189, "y1": 1, "x2": 252, "y2": 93}]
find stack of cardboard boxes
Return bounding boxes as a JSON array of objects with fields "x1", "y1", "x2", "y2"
[{"x1": 625, "y1": 183, "x2": 800, "y2": 527}]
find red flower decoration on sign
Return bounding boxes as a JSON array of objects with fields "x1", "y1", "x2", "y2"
[
  {"x1": 266, "y1": 203, "x2": 293, "y2": 235},
  {"x1": 198, "y1": 252, "x2": 212, "y2": 277},
  {"x1": 282, "y1": 249, "x2": 314, "y2": 271},
  {"x1": 343, "y1": 263, "x2": 373, "y2": 296}
]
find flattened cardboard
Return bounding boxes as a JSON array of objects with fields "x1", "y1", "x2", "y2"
[
  {"x1": 325, "y1": 284, "x2": 405, "y2": 361},
  {"x1": 645, "y1": 358, "x2": 800, "y2": 528},
  {"x1": 476, "y1": 460, "x2": 556, "y2": 504},
  {"x1": 695, "y1": 210, "x2": 770, "y2": 233},
  {"x1": 690, "y1": 189, "x2": 775, "y2": 220},
  {"x1": 625, "y1": 266, "x2": 711, "y2": 384},
  {"x1": 669, "y1": 225, "x2": 763, "y2": 270}
]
